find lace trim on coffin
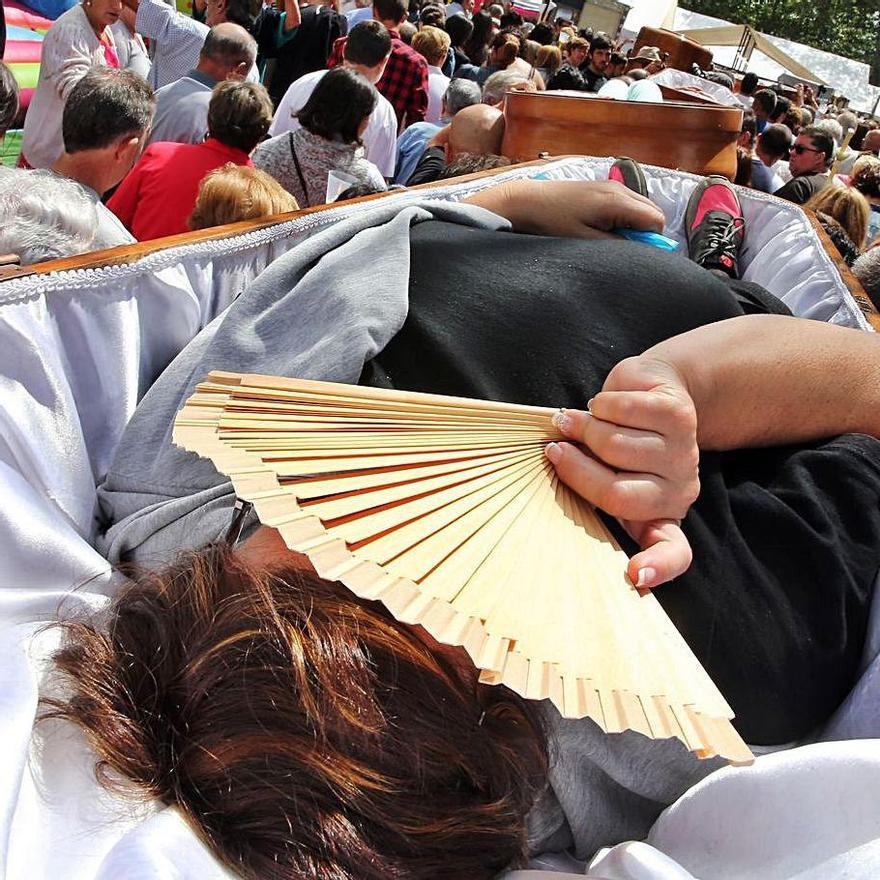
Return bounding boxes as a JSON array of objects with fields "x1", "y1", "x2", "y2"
[{"x1": 0, "y1": 157, "x2": 868, "y2": 330}]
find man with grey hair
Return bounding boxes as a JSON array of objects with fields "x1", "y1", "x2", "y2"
[
  {"x1": 50, "y1": 68, "x2": 155, "y2": 249},
  {"x1": 0, "y1": 167, "x2": 100, "y2": 264},
  {"x1": 148, "y1": 23, "x2": 257, "y2": 146},
  {"x1": 481, "y1": 67, "x2": 540, "y2": 106},
  {"x1": 814, "y1": 117, "x2": 843, "y2": 150},
  {"x1": 393, "y1": 77, "x2": 481, "y2": 184},
  {"x1": 123, "y1": 0, "x2": 297, "y2": 89}
]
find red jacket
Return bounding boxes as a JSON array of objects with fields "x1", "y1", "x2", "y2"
[{"x1": 108, "y1": 138, "x2": 253, "y2": 241}]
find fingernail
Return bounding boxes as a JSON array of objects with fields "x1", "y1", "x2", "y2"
[
  {"x1": 586, "y1": 397, "x2": 595, "y2": 414},
  {"x1": 636, "y1": 567, "x2": 657, "y2": 588},
  {"x1": 545, "y1": 442, "x2": 562, "y2": 463},
  {"x1": 551, "y1": 410, "x2": 572, "y2": 433}
]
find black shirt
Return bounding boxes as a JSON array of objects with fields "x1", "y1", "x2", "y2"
[
  {"x1": 546, "y1": 64, "x2": 588, "y2": 92},
  {"x1": 774, "y1": 172, "x2": 830, "y2": 206},
  {"x1": 406, "y1": 145, "x2": 446, "y2": 187},
  {"x1": 579, "y1": 63, "x2": 607, "y2": 93},
  {"x1": 362, "y1": 221, "x2": 880, "y2": 745},
  {"x1": 260, "y1": 4, "x2": 347, "y2": 108}
]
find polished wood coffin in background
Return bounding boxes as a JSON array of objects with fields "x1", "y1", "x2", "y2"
[
  {"x1": 631, "y1": 27, "x2": 714, "y2": 74},
  {"x1": 501, "y1": 91, "x2": 743, "y2": 180}
]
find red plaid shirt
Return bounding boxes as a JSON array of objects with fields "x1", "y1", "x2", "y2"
[{"x1": 328, "y1": 29, "x2": 428, "y2": 130}]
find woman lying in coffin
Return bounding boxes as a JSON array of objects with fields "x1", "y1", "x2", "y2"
[{"x1": 45, "y1": 179, "x2": 880, "y2": 879}]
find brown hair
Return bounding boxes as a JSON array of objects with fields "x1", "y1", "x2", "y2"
[
  {"x1": 411, "y1": 25, "x2": 451, "y2": 67},
  {"x1": 43, "y1": 545, "x2": 548, "y2": 880},
  {"x1": 535, "y1": 44, "x2": 561, "y2": 76},
  {"x1": 806, "y1": 185, "x2": 870, "y2": 249},
  {"x1": 566, "y1": 36, "x2": 589, "y2": 58},
  {"x1": 783, "y1": 105, "x2": 803, "y2": 136},
  {"x1": 188, "y1": 164, "x2": 298, "y2": 230},
  {"x1": 852, "y1": 154, "x2": 880, "y2": 198},
  {"x1": 207, "y1": 80, "x2": 274, "y2": 154},
  {"x1": 489, "y1": 32, "x2": 520, "y2": 69}
]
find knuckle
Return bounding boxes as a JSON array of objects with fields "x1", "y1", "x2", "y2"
[
  {"x1": 598, "y1": 429, "x2": 629, "y2": 462},
  {"x1": 605, "y1": 356, "x2": 646, "y2": 391},
  {"x1": 600, "y1": 481, "x2": 638, "y2": 518},
  {"x1": 665, "y1": 395, "x2": 698, "y2": 432}
]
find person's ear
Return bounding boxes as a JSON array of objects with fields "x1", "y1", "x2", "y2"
[
  {"x1": 229, "y1": 60, "x2": 249, "y2": 80},
  {"x1": 116, "y1": 134, "x2": 143, "y2": 169}
]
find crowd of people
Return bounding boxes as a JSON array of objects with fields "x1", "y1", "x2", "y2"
[{"x1": 1, "y1": 0, "x2": 880, "y2": 270}]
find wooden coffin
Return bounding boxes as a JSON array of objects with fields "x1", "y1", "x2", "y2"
[
  {"x1": 501, "y1": 90, "x2": 743, "y2": 180},
  {"x1": 633, "y1": 27, "x2": 713, "y2": 73},
  {"x1": 656, "y1": 84, "x2": 724, "y2": 106}
]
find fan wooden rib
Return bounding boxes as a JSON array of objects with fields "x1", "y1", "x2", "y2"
[{"x1": 173, "y1": 370, "x2": 754, "y2": 765}]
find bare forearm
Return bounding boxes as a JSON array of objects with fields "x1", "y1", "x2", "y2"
[
  {"x1": 282, "y1": 0, "x2": 301, "y2": 31},
  {"x1": 643, "y1": 315, "x2": 880, "y2": 450}
]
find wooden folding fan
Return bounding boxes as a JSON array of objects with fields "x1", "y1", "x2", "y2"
[{"x1": 173, "y1": 371, "x2": 754, "y2": 765}]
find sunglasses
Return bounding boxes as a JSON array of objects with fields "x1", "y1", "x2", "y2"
[{"x1": 791, "y1": 144, "x2": 823, "y2": 155}]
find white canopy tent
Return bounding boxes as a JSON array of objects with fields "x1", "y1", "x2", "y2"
[
  {"x1": 675, "y1": 24, "x2": 825, "y2": 85},
  {"x1": 620, "y1": 0, "x2": 678, "y2": 36},
  {"x1": 674, "y1": 7, "x2": 880, "y2": 113}
]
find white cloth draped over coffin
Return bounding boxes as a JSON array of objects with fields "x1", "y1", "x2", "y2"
[{"x1": 1, "y1": 157, "x2": 879, "y2": 880}]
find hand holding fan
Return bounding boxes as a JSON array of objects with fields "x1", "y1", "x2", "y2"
[{"x1": 173, "y1": 371, "x2": 753, "y2": 765}]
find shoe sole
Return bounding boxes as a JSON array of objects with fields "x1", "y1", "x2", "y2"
[
  {"x1": 684, "y1": 175, "x2": 740, "y2": 244},
  {"x1": 611, "y1": 157, "x2": 649, "y2": 198}
]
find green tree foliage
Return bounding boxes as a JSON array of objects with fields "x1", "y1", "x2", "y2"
[{"x1": 684, "y1": 0, "x2": 880, "y2": 74}]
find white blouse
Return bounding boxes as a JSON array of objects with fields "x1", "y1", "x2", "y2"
[{"x1": 21, "y1": 4, "x2": 116, "y2": 169}]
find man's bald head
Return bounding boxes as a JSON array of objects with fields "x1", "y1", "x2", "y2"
[
  {"x1": 448, "y1": 104, "x2": 505, "y2": 158},
  {"x1": 199, "y1": 23, "x2": 257, "y2": 81},
  {"x1": 863, "y1": 129, "x2": 880, "y2": 155}
]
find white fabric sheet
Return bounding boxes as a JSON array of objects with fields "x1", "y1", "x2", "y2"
[
  {"x1": 1, "y1": 158, "x2": 879, "y2": 880},
  {"x1": 648, "y1": 68, "x2": 741, "y2": 107}
]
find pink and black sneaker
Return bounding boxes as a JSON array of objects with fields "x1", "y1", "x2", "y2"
[
  {"x1": 609, "y1": 157, "x2": 649, "y2": 197},
  {"x1": 684, "y1": 175, "x2": 745, "y2": 279}
]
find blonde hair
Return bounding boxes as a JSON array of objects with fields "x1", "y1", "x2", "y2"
[
  {"x1": 411, "y1": 25, "x2": 451, "y2": 67},
  {"x1": 188, "y1": 164, "x2": 299, "y2": 230},
  {"x1": 535, "y1": 44, "x2": 561, "y2": 76},
  {"x1": 806, "y1": 185, "x2": 870, "y2": 249}
]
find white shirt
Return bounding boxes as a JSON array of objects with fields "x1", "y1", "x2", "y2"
[
  {"x1": 21, "y1": 5, "x2": 117, "y2": 169},
  {"x1": 425, "y1": 64, "x2": 450, "y2": 125},
  {"x1": 111, "y1": 20, "x2": 151, "y2": 80},
  {"x1": 268, "y1": 68, "x2": 398, "y2": 178},
  {"x1": 136, "y1": 0, "x2": 258, "y2": 89},
  {"x1": 75, "y1": 180, "x2": 138, "y2": 248},
  {"x1": 344, "y1": 5, "x2": 373, "y2": 28},
  {"x1": 136, "y1": 0, "x2": 208, "y2": 89},
  {"x1": 148, "y1": 70, "x2": 215, "y2": 145}
]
